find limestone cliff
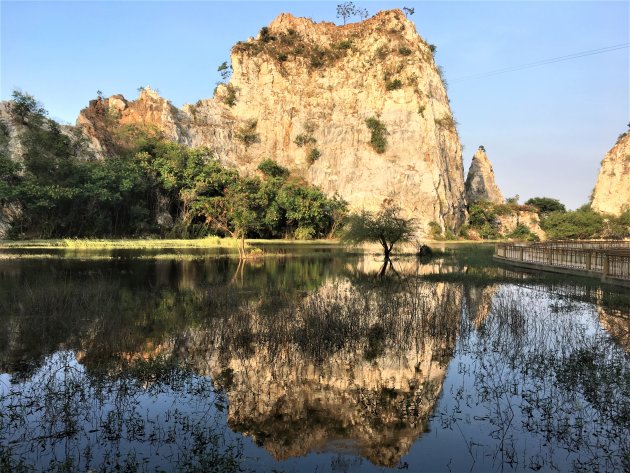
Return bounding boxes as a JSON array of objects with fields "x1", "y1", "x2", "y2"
[
  {"x1": 77, "y1": 10, "x2": 467, "y2": 235},
  {"x1": 465, "y1": 146, "x2": 504, "y2": 204},
  {"x1": 591, "y1": 131, "x2": 630, "y2": 216}
]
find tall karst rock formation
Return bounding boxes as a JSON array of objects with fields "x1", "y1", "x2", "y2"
[
  {"x1": 464, "y1": 146, "x2": 504, "y2": 204},
  {"x1": 77, "y1": 10, "x2": 467, "y2": 234},
  {"x1": 591, "y1": 131, "x2": 630, "y2": 216}
]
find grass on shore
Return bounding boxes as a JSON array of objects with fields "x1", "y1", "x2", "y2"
[
  {"x1": 0, "y1": 237, "x2": 498, "y2": 254},
  {"x1": 0, "y1": 237, "x2": 240, "y2": 250}
]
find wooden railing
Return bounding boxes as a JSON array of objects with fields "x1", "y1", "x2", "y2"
[
  {"x1": 494, "y1": 241, "x2": 630, "y2": 287},
  {"x1": 530, "y1": 240, "x2": 630, "y2": 250}
]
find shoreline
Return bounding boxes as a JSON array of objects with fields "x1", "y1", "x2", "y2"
[{"x1": 0, "y1": 237, "x2": 501, "y2": 250}]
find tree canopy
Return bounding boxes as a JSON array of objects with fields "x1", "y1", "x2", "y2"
[
  {"x1": 342, "y1": 205, "x2": 415, "y2": 257},
  {"x1": 525, "y1": 197, "x2": 566, "y2": 215}
]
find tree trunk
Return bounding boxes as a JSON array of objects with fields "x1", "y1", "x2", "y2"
[{"x1": 380, "y1": 238, "x2": 390, "y2": 258}]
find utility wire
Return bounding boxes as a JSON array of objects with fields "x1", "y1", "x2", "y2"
[{"x1": 450, "y1": 43, "x2": 629, "y2": 83}]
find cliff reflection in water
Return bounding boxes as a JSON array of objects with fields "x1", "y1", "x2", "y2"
[
  {"x1": 0, "y1": 247, "x2": 628, "y2": 471},
  {"x1": 180, "y1": 278, "x2": 468, "y2": 467}
]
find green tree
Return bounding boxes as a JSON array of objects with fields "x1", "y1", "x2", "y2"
[
  {"x1": 342, "y1": 205, "x2": 415, "y2": 258},
  {"x1": 217, "y1": 61, "x2": 231, "y2": 82},
  {"x1": 525, "y1": 197, "x2": 566, "y2": 215},
  {"x1": 336, "y1": 2, "x2": 368, "y2": 25},
  {"x1": 191, "y1": 178, "x2": 261, "y2": 258},
  {"x1": 8, "y1": 90, "x2": 47, "y2": 126},
  {"x1": 541, "y1": 206, "x2": 604, "y2": 240}
]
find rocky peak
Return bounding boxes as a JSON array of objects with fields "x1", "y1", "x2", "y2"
[
  {"x1": 591, "y1": 130, "x2": 630, "y2": 216},
  {"x1": 138, "y1": 86, "x2": 162, "y2": 101},
  {"x1": 465, "y1": 146, "x2": 504, "y2": 204},
  {"x1": 76, "y1": 9, "x2": 468, "y2": 235}
]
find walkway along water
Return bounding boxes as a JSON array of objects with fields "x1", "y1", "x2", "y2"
[{"x1": 494, "y1": 240, "x2": 630, "y2": 288}]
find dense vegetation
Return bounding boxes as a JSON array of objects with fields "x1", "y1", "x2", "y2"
[
  {"x1": 540, "y1": 204, "x2": 630, "y2": 240},
  {"x1": 465, "y1": 200, "x2": 540, "y2": 241},
  {"x1": 462, "y1": 195, "x2": 630, "y2": 241},
  {"x1": 0, "y1": 92, "x2": 347, "y2": 240}
]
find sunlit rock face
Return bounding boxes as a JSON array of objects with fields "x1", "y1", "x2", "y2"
[
  {"x1": 464, "y1": 147, "x2": 504, "y2": 205},
  {"x1": 175, "y1": 280, "x2": 464, "y2": 467},
  {"x1": 591, "y1": 131, "x2": 630, "y2": 216},
  {"x1": 598, "y1": 305, "x2": 630, "y2": 352},
  {"x1": 76, "y1": 10, "x2": 467, "y2": 235},
  {"x1": 496, "y1": 209, "x2": 546, "y2": 240}
]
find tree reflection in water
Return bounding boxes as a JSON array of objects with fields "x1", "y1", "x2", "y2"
[{"x1": 0, "y1": 246, "x2": 628, "y2": 472}]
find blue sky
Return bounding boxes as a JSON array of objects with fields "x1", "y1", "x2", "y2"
[{"x1": 1, "y1": 1, "x2": 628, "y2": 208}]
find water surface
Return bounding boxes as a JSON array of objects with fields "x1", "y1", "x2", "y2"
[{"x1": 0, "y1": 245, "x2": 628, "y2": 472}]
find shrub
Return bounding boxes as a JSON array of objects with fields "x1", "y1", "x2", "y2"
[
  {"x1": 418, "y1": 105, "x2": 425, "y2": 117},
  {"x1": 259, "y1": 26, "x2": 274, "y2": 43},
  {"x1": 435, "y1": 116, "x2": 457, "y2": 132},
  {"x1": 310, "y1": 48, "x2": 328, "y2": 68},
  {"x1": 444, "y1": 229, "x2": 457, "y2": 240},
  {"x1": 437, "y1": 65, "x2": 448, "y2": 90},
  {"x1": 237, "y1": 119, "x2": 259, "y2": 146},
  {"x1": 458, "y1": 224, "x2": 470, "y2": 239},
  {"x1": 375, "y1": 45, "x2": 389, "y2": 60},
  {"x1": 506, "y1": 223, "x2": 539, "y2": 242},
  {"x1": 428, "y1": 221, "x2": 442, "y2": 239},
  {"x1": 223, "y1": 84, "x2": 237, "y2": 107},
  {"x1": 334, "y1": 40, "x2": 353, "y2": 50},
  {"x1": 468, "y1": 202, "x2": 499, "y2": 238},
  {"x1": 477, "y1": 222, "x2": 500, "y2": 240},
  {"x1": 365, "y1": 117, "x2": 387, "y2": 153},
  {"x1": 308, "y1": 148, "x2": 321, "y2": 164},
  {"x1": 258, "y1": 159, "x2": 289, "y2": 179},
  {"x1": 385, "y1": 79, "x2": 403, "y2": 91},
  {"x1": 398, "y1": 46, "x2": 412, "y2": 56},
  {"x1": 294, "y1": 226, "x2": 315, "y2": 240},
  {"x1": 428, "y1": 44, "x2": 437, "y2": 54},
  {"x1": 294, "y1": 133, "x2": 316, "y2": 147},
  {"x1": 602, "y1": 210, "x2": 630, "y2": 239}
]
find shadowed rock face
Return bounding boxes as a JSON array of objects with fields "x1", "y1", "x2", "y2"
[
  {"x1": 76, "y1": 10, "x2": 467, "y2": 235},
  {"x1": 465, "y1": 147, "x2": 504, "y2": 205},
  {"x1": 591, "y1": 131, "x2": 630, "y2": 216}
]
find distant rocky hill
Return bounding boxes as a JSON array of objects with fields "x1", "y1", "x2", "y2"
[
  {"x1": 465, "y1": 146, "x2": 504, "y2": 204},
  {"x1": 76, "y1": 9, "x2": 467, "y2": 235},
  {"x1": 591, "y1": 130, "x2": 630, "y2": 216}
]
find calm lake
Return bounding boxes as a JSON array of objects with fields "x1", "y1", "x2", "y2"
[{"x1": 0, "y1": 244, "x2": 628, "y2": 472}]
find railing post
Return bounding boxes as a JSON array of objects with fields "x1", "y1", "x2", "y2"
[
  {"x1": 519, "y1": 247, "x2": 524, "y2": 261},
  {"x1": 603, "y1": 255, "x2": 609, "y2": 276},
  {"x1": 547, "y1": 249, "x2": 552, "y2": 265},
  {"x1": 585, "y1": 252, "x2": 592, "y2": 271}
]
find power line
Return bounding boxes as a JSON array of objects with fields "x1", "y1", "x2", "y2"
[{"x1": 450, "y1": 43, "x2": 629, "y2": 83}]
